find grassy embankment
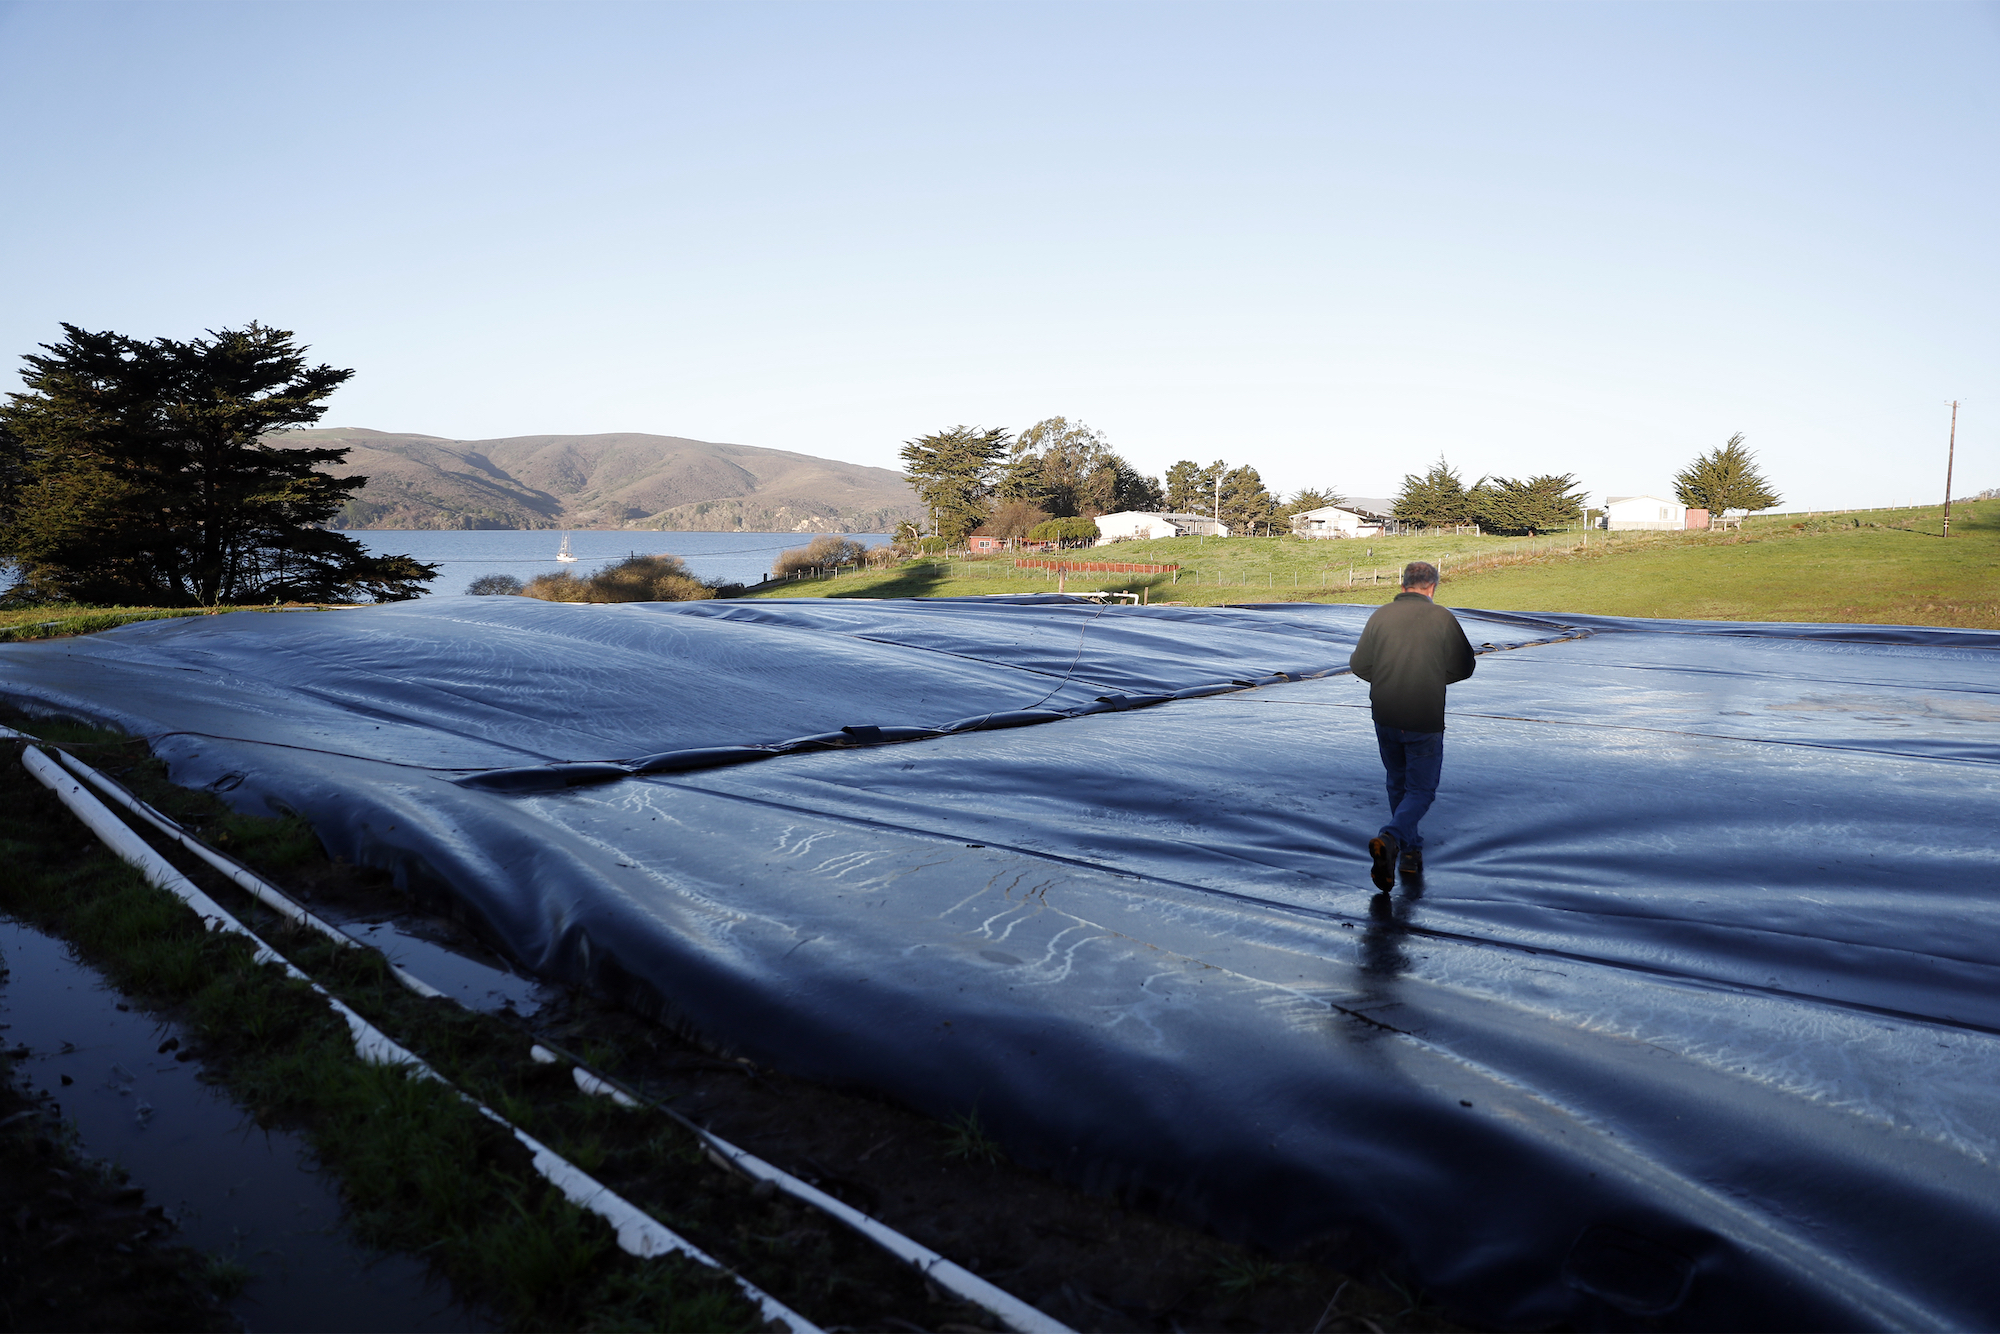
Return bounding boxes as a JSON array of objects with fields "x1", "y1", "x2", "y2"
[
  {"x1": 0, "y1": 603, "x2": 365, "y2": 642},
  {"x1": 748, "y1": 499, "x2": 2000, "y2": 628}
]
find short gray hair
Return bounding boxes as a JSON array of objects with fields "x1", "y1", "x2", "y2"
[{"x1": 1402, "y1": 561, "x2": 1439, "y2": 589}]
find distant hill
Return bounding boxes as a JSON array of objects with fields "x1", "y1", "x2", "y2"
[{"x1": 278, "y1": 428, "x2": 922, "y2": 533}]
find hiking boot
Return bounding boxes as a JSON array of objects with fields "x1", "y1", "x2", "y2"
[
  {"x1": 1399, "y1": 846, "x2": 1423, "y2": 877},
  {"x1": 1367, "y1": 834, "x2": 1399, "y2": 892}
]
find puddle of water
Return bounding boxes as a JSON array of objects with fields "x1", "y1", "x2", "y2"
[
  {"x1": 332, "y1": 919, "x2": 548, "y2": 1015},
  {"x1": 0, "y1": 918, "x2": 492, "y2": 1333}
]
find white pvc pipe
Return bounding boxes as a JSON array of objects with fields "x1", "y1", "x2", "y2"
[
  {"x1": 698, "y1": 1130, "x2": 1071, "y2": 1334},
  {"x1": 22, "y1": 746, "x2": 268, "y2": 949},
  {"x1": 554, "y1": 1039, "x2": 1073, "y2": 1334},
  {"x1": 48, "y1": 748, "x2": 445, "y2": 999},
  {"x1": 19, "y1": 745, "x2": 817, "y2": 1334}
]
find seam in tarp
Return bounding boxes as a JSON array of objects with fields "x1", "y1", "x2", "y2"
[{"x1": 446, "y1": 639, "x2": 1572, "y2": 796}]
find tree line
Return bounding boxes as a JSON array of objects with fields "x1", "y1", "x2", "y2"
[
  {"x1": 0, "y1": 323, "x2": 436, "y2": 605},
  {"x1": 903, "y1": 418, "x2": 1785, "y2": 544},
  {"x1": 1389, "y1": 437, "x2": 1779, "y2": 533},
  {"x1": 1390, "y1": 459, "x2": 1589, "y2": 533},
  {"x1": 898, "y1": 417, "x2": 1343, "y2": 545}
]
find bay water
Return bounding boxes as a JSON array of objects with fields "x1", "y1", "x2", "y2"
[{"x1": 347, "y1": 530, "x2": 889, "y2": 597}]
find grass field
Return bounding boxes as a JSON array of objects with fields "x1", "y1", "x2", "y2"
[
  {"x1": 749, "y1": 499, "x2": 2000, "y2": 628},
  {"x1": 0, "y1": 602, "x2": 366, "y2": 641}
]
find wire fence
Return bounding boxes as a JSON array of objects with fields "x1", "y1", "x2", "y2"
[{"x1": 1013, "y1": 559, "x2": 1180, "y2": 574}]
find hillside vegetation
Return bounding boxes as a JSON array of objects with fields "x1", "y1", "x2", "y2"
[
  {"x1": 284, "y1": 428, "x2": 922, "y2": 533},
  {"x1": 747, "y1": 500, "x2": 2000, "y2": 629}
]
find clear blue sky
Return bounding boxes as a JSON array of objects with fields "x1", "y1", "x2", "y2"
[{"x1": 2, "y1": 0, "x2": 1993, "y2": 510}]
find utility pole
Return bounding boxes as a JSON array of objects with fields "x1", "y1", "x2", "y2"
[
  {"x1": 1943, "y1": 400, "x2": 1959, "y2": 539},
  {"x1": 1213, "y1": 469, "x2": 1223, "y2": 533}
]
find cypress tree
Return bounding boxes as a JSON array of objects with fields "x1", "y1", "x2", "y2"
[
  {"x1": 0, "y1": 323, "x2": 437, "y2": 606},
  {"x1": 1393, "y1": 456, "x2": 1471, "y2": 528},
  {"x1": 1468, "y1": 473, "x2": 1587, "y2": 535},
  {"x1": 1673, "y1": 434, "x2": 1782, "y2": 513},
  {"x1": 899, "y1": 425, "x2": 1011, "y2": 544}
]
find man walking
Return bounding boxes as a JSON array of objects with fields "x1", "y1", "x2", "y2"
[{"x1": 1347, "y1": 561, "x2": 1477, "y2": 892}]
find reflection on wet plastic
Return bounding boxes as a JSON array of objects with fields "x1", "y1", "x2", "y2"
[
  {"x1": 332, "y1": 918, "x2": 546, "y2": 1014},
  {"x1": 0, "y1": 918, "x2": 489, "y2": 1333}
]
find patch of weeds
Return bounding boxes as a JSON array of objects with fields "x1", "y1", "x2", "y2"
[
  {"x1": 591, "y1": 1252, "x2": 774, "y2": 1333},
  {"x1": 201, "y1": 1252, "x2": 255, "y2": 1300},
  {"x1": 941, "y1": 1108, "x2": 1005, "y2": 1164},
  {"x1": 561, "y1": 1131, "x2": 611, "y2": 1173},
  {"x1": 209, "y1": 810, "x2": 323, "y2": 871},
  {"x1": 1213, "y1": 1253, "x2": 1301, "y2": 1296}
]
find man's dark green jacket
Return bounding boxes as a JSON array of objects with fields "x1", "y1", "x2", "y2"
[{"x1": 1348, "y1": 592, "x2": 1477, "y2": 732}]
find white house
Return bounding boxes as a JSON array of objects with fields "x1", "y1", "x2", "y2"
[
  {"x1": 1093, "y1": 511, "x2": 1229, "y2": 544},
  {"x1": 1291, "y1": 505, "x2": 1379, "y2": 539},
  {"x1": 1291, "y1": 497, "x2": 1399, "y2": 539},
  {"x1": 1604, "y1": 494, "x2": 1686, "y2": 531}
]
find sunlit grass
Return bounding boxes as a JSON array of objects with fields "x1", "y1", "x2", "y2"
[{"x1": 0, "y1": 603, "x2": 360, "y2": 641}]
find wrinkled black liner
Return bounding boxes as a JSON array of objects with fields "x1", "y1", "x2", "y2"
[{"x1": 3, "y1": 596, "x2": 1996, "y2": 1331}]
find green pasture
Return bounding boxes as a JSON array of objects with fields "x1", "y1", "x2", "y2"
[
  {"x1": 0, "y1": 602, "x2": 368, "y2": 642},
  {"x1": 1441, "y1": 501, "x2": 1997, "y2": 626},
  {"x1": 753, "y1": 527, "x2": 1572, "y2": 606},
  {"x1": 748, "y1": 500, "x2": 2000, "y2": 628}
]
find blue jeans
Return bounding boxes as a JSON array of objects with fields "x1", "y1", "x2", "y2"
[{"x1": 1374, "y1": 725, "x2": 1444, "y2": 851}]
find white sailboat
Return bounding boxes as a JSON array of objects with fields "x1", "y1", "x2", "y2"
[{"x1": 555, "y1": 532, "x2": 578, "y2": 563}]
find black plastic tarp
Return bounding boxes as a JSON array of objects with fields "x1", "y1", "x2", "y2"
[{"x1": 4, "y1": 595, "x2": 1997, "y2": 1330}]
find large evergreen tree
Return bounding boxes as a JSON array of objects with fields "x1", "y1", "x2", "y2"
[
  {"x1": 997, "y1": 417, "x2": 1158, "y2": 517},
  {"x1": 0, "y1": 323, "x2": 437, "y2": 605},
  {"x1": 1164, "y1": 459, "x2": 1224, "y2": 515},
  {"x1": 1468, "y1": 473, "x2": 1587, "y2": 535},
  {"x1": 1079, "y1": 454, "x2": 1163, "y2": 515},
  {"x1": 1217, "y1": 464, "x2": 1278, "y2": 535},
  {"x1": 1393, "y1": 456, "x2": 1471, "y2": 528},
  {"x1": 899, "y1": 424, "x2": 1011, "y2": 543},
  {"x1": 1674, "y1": 434, "x2": 1781, "y2": 513}
]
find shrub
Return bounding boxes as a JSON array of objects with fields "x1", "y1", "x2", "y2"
[
  {"x1": 522, "y1": 571, "x2": 594, "y2": 602},
  {"x1": 587, "y1": 554, "x2": 715, "y2": 603},
  {"x1": 520, "y1": 554, "x2": 719, "y2": 604},
  {"x1": 773, "y1": 535, "x2": 868, "y2": 578},
  {"x1": 466, "y1": 574, "x2": 525, "y2": 596},
  {"x1": 1026, "y1": 516, "x2": 1100, "y2": 544}
]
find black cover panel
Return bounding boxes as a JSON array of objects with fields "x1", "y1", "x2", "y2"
[{"x1": 3, "y1": 596, "x2": 1996, "y2": 1330}]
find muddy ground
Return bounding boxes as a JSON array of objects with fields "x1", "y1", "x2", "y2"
[{"x1": 0, "y1": 1050, "x2": 236, "y2": 1332}]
